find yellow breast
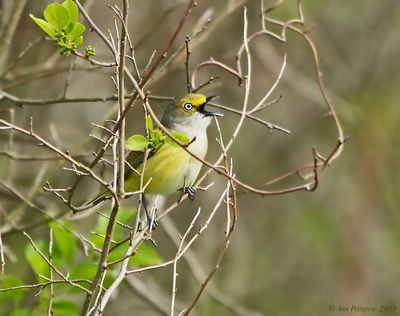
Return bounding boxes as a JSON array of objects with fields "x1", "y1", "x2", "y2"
[{"x1": 125, "y1": 140, "x2": 206, "y2": 195}]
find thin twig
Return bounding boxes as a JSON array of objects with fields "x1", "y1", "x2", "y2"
[
  {"x1": 191, "y1": 58, "x2": 242, "y2": 88},
  {"x1": 192, "y1": 75, "x2": 220, "y2": 93},
  {"x1": 208, "y1": 101, "x2": 290, "y2": 134},
  {"x1": 48, "y1": 229, "x2": 54, "y2": 316},
  {"x1": 249, "y1": 53, "x2": 287, "y2": 114},
  {"x1": 184, "y1": 35, "x2": 192, "y2": 93},
  {"x1": 0, "y1": 279, "x2": 92, "y2": 293},
  {"x1": 0, "y1": 230, "x2": 4, "y2": 283},
  {"x1": 170, "y1": 208, "x2": 202, "y2": 315}
]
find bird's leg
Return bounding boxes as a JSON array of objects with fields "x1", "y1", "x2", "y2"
[{"x1": 143, "y1": 195, "x2": 158, "y2": 230}]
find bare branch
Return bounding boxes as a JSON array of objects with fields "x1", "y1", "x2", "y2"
[
  {"x1": 48, "y1": 229, "x2": 54, "y2": 316},
  {"x1": 184, "y1": 35, "x2": 192, "y2": 93},
  {"x1": 171, "y1": 208, "x2": 202, "y2": 314},
  {"x1": 0, "y1": 230, "x2": 4, "y2": 283}
]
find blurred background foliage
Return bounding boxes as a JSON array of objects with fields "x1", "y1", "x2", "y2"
[{"x1": 1, "y1": 0, "x2": 400, "y2": 315}]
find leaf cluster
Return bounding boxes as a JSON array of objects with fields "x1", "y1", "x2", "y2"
[
  {"x1": 29, "y1": 0, "x2": 88, "y2": 56},
  {"x1": 0, "y1": 210, "x2": 161, "y2": 315},
  {"x1": 125, "y1": 116, "x2": 191, "y2": 152}
]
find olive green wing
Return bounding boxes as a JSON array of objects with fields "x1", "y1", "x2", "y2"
[
  {"x1": 124, "y1": 148, "x2": 157, "y2": 179},
  {"x1": 83, "y1": 148, "x2": 157, "y2": 207}
]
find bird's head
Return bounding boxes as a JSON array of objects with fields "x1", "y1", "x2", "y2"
[{"x1": 161, "y1": 94, "x2": 223, "y2": 133}]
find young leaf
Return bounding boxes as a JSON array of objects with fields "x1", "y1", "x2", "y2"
[
  {"x1": 9, "y1": 310, "x2": 33, "y2": 316},
  {"x1": 67, "y1": 260, "x2": 113, "y2": 290},
  {"x1": 115, "y1": 208, "x2": 135, "y2": 239},
  {"x1": 150, "y1": 129, "x2": 164, "y2": 150},
  {"x1": 29, "y1": 15, "x2": 56, "y2": 39},
  {"x1": 106, "y1": 244, "x2": 127, "y2": 263},
  {"x1": 129, "y1": 243, "x2": 162, "y2": 267},
  {"x1": 68, "y1": 22, "x2": 85, "y2": 40},
  {"x1": 165, "y1": 130, "x2": 191, "y2": 147},
  {"x1": 125, "y1": 134, "x2": 150, "y2": 151},
  {"x1": 116, "y1": 207, "x2": 136, "y2": 229},
  {"x1": 50, "y1": 221, "x2": 77, "y2": 264},
  {"x1": 74, "y1": 36, "x2": 83, "y2": 47},
  {"x1": 52, "y1": 300, "x2": 79, "y2": 316},
  {"x1": 151, "y1": 129, "x2": 163, "y2": 142},
  {"x1": 0, "y1": 275, "x2": 27, "y2": 304},
  {"x1": 171, "y1": 130, "x2": 190, "y2": 144},
  {"x1": 68, "y1": 261, "x2": 96, "y2": 283},
  {"x1": 44, "y1": 3, "x2": 70, "y2": 32},
  {"x1": 24, "y1": 240, "x2": 49, "y2": 279},
  {"x1": 145, "y1": 115, "x2": 154, "y2": 131},
  {"x1": 61, "y1": 0, "x2": 78, "y2": 25}
]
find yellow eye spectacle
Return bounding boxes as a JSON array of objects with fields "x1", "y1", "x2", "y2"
[{"x1": 183, "y1": 103, "x2": 193, "y2": 111}]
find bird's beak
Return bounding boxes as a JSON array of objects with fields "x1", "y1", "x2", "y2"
[{"x1": 199, "y1": 95, "x2": 224, "y2": 117}]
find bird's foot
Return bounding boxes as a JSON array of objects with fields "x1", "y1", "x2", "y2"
[
  {"x1": 145, "y1": 213, "x2": 159, "y2": 231},
  {"x1": 183, "y1": 186, "x2": 196, "y2": 201}
]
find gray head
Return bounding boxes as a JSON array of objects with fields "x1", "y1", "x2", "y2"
[{"x1": 161, "y1": 94, "x2": 222, "y2": 135}]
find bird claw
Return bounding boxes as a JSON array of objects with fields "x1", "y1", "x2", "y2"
[
  {"x1": 142, "y1": 196, "x2": 158, "y2": 230},
  {"x1": 184, "y1": 186, "x2": 196, "y2": 201},
  {"x1": 137, "y1": 217, "x2": 158, "y2": 232},
  {"x1": 147, "y1": 217, "x2": 159, "y2": 230}
]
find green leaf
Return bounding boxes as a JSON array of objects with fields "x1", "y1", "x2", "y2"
[
  {"x1": 68, "y1": 22, "x2": 85, "y2": 40},
  {"x1": 68, "y1": 261, "x2": 116, "y2": 292},
  {"x1": 52, "y1": 300, "x2": 79, "y2": 316},
  {"x1": 125, "y1": 134, "x2": 150, "y2": 151},
  {"x1": 0, "y1": 275, "x2": 26, "y2": 304},
  {"x1": 116, "y1": 207, "x2": 136, "y2": 231},
  {"x1": 50, "y1": 221, "x2": 77, "y2": 264},
  {"x1": 74, "y1": 36, "x2": 83, "y2": 47},
  {"x1": 29, "y1": 15, "x2": 56, "y2": 39},
  {"x1": 9, "y1": 310, "x2": 33, "y2": 316},
  {"x1": 90, "y1": 232, "x2": 105, "y2": 250},
  {"x1": 145, "y1": 115, "x2": 154, "y2": 131},
  {"x1": 171, "y1": 130, "x2": 190, "y2": 144},
  {"x1": 151, "y1": 129, "x2": 163, "y2": 142},
  {"x1": 90, "y1": 212, "x2": 113, "y2": 250},
  {"x1": 24, "y1": 240, "x2": 49, "y2": 279},
  {"x1": 61, "y1": 0, "x2": 78, "y2": 25},
  {"x1": 129, "y1": 243, "x2": 162, "y2": 267},
  {"x1": 107, "y1": 244, "x2": 127, "y2": 263},
  {"x1": 44, "y1": 3, "x2": 70, "y2": 32},
  {"x1": 68, "y1": 261, "x2": 96, "y2": 285},
  {"x1": 102, "y1": 207, "x2": 135, "y2": 244},
  {"x1": 90, "y1": 208, "x2": 135, "y2": 261},
  {"x1": 171, "y1": 130, "x2": 190, "y2": 143},
  {"x1": 165, "y1": 131, "x2": 190, "y2": 147}
]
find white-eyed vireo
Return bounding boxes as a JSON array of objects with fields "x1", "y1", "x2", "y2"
[{"x1": 89, "y1": 94, "x2": 222, "y2": 225}]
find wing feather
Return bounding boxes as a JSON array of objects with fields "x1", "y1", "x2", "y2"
[{"x1": 124, "y1": 147, "x2": 157, "y2": 179}]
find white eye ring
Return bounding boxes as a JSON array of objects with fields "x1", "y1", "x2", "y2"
[{"x1": 183, "y1": 103, "x2": 193, "y2": 111}]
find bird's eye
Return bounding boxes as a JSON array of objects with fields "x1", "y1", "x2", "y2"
[{"x1": 183, "y1": 102, "x2": 193, "y2": 111}]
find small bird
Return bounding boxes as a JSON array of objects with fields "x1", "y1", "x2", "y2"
[{"x1": 89, "y1": 94, "x2": 222, "y2": 226}]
